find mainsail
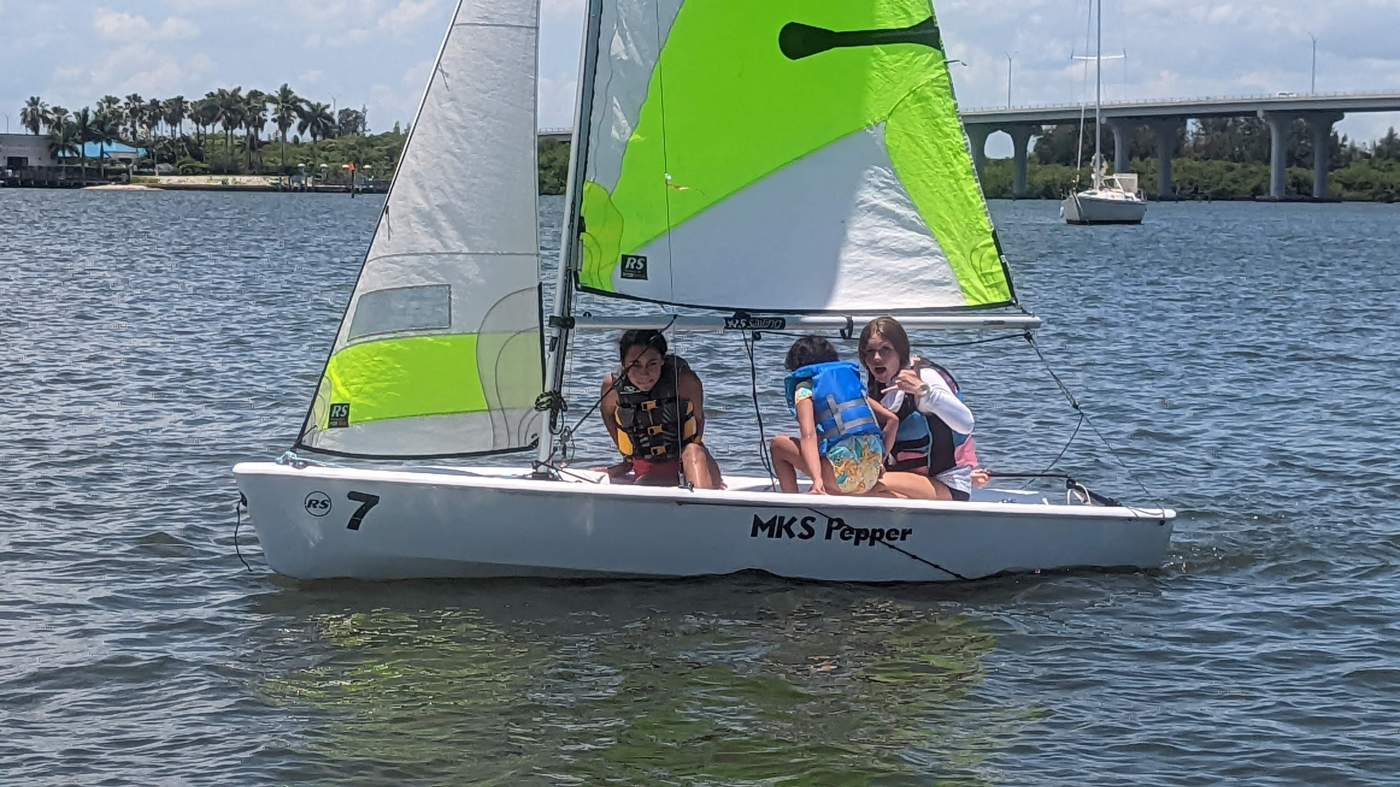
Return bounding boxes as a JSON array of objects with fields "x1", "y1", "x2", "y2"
[
  {"x1": 574, "y1": 0, "x2": 1015, "y2": 313},
  {"x1": 295, "y1": 0, "x2": 544, "y2": 459}
]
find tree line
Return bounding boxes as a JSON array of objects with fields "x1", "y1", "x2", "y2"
[
  {"x1": 18, "y1": 88, "x2": 401, "y2": 182},
  {"x1": 1001, "y1": 118, "x2": 1400, "y2": 201},
  {"x1": 536, "y1": 121, "x2": 1400, "y2": 200},
  {"x1": 28, "y1": 92, "x2": 1395, "y2": 200}
]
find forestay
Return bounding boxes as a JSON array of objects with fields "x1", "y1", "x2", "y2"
[
  {"x1": 295, "y1": 0, "x2": 544, "y2": 459},
  {"x1": 574, "y1": 0, "x2": 1016, "y2": 313}
]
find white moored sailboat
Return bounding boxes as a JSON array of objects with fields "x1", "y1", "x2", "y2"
[
  {"x1": 234, "y1": 0, "x2": 1174, "y2": 582},
  {"x1": 1061, "y1": 0, "x2": 1148, "y2": 225}
]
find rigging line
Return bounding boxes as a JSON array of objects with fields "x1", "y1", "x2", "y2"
[
  {"x1": 1073, "y1": 0, "x2": 1094, "y2": 184},
  {"x1": 799, "y1": 504, "x2": 973, "y2": 581},
  {"x1": 744, "y1": 331, "x2": 778, "y2": 491},
  {"x1": 670, "y1": 316, "x2": 692, "y2": 490},
  {"x1": 1019, "y1": 410, "x2": 1084, "y2": 492},
  {"x1": 536, "y1": 459, "x2": 607, "y2": 484},
  {"x1": 234, "y1": 493, "x2": 254, "y2": 573},
  {"x1": 651, "y1": 2, "x2": 677, "y2": 299},
  {"x1": 1022, "y1": 332, "x2": 1157, "y2": 501},
  {"x1": 749, "y1": 332, "x2": 1025, "y2": 350},
  {"x1": 545, "y1": 314, "x2": 679, "y2": 467}
]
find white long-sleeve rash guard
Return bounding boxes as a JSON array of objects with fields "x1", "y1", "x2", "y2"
[
  {"x1": 879, "y1": 365, "x2": 974, "y2": 436},
  {"x1": 879, "y1": 364, "x2": 976, "y2": 495}
]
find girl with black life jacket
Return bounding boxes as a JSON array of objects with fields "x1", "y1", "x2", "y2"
[
  {"x1": 769, "y1": 336, "x2": 902, "y2": 496},
  {"x1": 598, "y1": 330, "x2": 723, "y2": 488},
  {"x1": 858, "y1": 317, "x2": 979, "y2": 501}
]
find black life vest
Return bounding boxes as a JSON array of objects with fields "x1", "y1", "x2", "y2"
[
  {"x1": 887, "y1": 360, "x2": 964, "y2": 477},
  {"x1": 613, "y1": 355, "x2": 698, "y2": 461}
]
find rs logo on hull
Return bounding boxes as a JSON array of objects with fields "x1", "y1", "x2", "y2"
[{"x1": 304, "y1": 491, "x2": 332, "y2": 517}]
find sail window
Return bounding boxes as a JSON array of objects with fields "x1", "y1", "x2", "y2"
[{"x1": 347, "y1": 284, "x2": 452, "y2": 341}]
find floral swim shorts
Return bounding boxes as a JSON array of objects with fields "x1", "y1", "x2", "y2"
[{"x1": 826, "y1": 434, "x2": 884, "y2": 495}]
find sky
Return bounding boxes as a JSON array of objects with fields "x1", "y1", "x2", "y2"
[{"x1": 3, "y1": 0, "x2": 1399, "y2": 157}]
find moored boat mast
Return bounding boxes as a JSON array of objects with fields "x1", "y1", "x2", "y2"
[{"x1": 1093, "y1": 0, "x2": 1103, "y2": 191}]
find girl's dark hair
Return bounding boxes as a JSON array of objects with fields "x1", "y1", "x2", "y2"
[
  {"x1": 785, "y1": 335, "x2": 839, "y2": 371},
  {"x1": 618, "y1": 330, "x2": 667, "y2": 361},
  {"x1": 858, "y1": 316, "x2": 912, "y2": 390}
]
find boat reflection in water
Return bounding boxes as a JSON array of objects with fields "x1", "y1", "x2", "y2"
[{"x1": 256, "y1": 583, "x2": 1034, "y2": 783}]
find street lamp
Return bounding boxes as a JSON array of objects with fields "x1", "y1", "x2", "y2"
[
  {"x1": 1308, "y1": 32, "x2": 1317, "y2": 94},
  {"x1": 1005, "y1": 52, "x2": 1017, "y2": 109},
  {"x1": 1, "y1": 112, "x2": 8, "y2": 134},
  {"x1": 945, "y1": 58, "x2": 968, "y2": 67}
]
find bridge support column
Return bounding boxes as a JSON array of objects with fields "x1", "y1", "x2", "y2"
[
  {"x1": 1147, "y1": 119, "x2": 1184, "y2": 199},
  {"x1": 1006, "y1": 125, "x2": 1037, "y2": 198},
  {"x1": 1105, "y1": 118, "x2": 1133, "y2": 174},
  {"x1": 1260, "y1": 111, "x2": 1296, "y2": 200},
  {"x1": 965, "y1": 124, "x2": 991, "y2": 179},
  {"x1": 1306, "y1": 112, "x2": 1345, "y2": 200}
]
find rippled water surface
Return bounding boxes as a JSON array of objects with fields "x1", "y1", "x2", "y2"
[{"x1": 3, "y1": 189, "x2": 1398, "y2": 785}]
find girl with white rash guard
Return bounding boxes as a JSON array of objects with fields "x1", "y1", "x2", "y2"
[{"x1": 857, "y1": 317, "x2": 978, "y2": 501}]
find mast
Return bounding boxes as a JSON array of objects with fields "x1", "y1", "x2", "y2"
[
  {"x1": 1093, "y1": 0, "x2": 1102, "y2": 190},
  {"x1": 536, "y1": 0, "x2": 603, "y2": 469}
]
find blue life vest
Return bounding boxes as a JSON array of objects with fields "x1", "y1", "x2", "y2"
[
  {"x1": 887, "y1": 360, "x2": 973, "y2": 476},
  {"x1": 784, "y1": 361, "x2": 883, "y2": 454}
]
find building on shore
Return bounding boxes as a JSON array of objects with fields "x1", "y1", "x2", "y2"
[
  {"x1": 81, "y1": 141, "x2": 146, "y2": 165},
  {"x1": 1, "y1": 133, "x2": 57, "y2": 173}
]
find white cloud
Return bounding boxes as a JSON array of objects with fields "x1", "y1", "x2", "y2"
[
  {"x1": 7, "y1": 0, "x2": 1398, "y2": 154},
  {"x1": 540, "y1": 0, "x2": 583, "y2": 23},
  {"x1": 537, "y1": 73, "x2": 576, "y2": 128},
  {"x1": 378, "y1": 0, "x2": 439, "y2": 34},
  {"x1": 93, "y1": 8, "x2": 199, "y2": 42}
]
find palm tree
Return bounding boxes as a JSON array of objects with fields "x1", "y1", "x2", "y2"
[
  {"x1": 192, "y1": 94, "x2": 219, "y2": 147},
  {"x1": 72, "y1": 108, "x2": 94, "y2": 181},
  {"x1": 243, "y1": 89, "x2": 268, "y2": 172},
  {"x1": 97, "y1": 95, "x2": 122, "y2": 120},
  {"x1": 215, "y1": 87, "x2": 245, "y2": 169},
  {"x1": 297, "y1": 101, "x2": 335, "y2": 174},
  {"x1": 92, "y1": 109, "x2": 121, "y2": 177},
  {"x1": 144, "y1": 98, "x2": 163, "y2": 137},
  {"x1": 48, "y1": 105, "x2": 71, "y2": 136},
  {"x1": 123, "y1": 93, "x2": 145, "y2": 142},
  {"x1": 163, "y1": 96, "x2": 188, "y2": 161},
  {"x1": 20, "y1": 96, "x2": 49, "y2": 134},
  {"x1": 270, "y1": 84, "x2": 303, "y2": 176},
  {"x1": 48, "y1": 121, "x2": 81, "y2": 168}
]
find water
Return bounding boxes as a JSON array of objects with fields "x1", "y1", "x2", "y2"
[{"x1": 2, "y1": 189, "x2": 1398, "y2": 785}]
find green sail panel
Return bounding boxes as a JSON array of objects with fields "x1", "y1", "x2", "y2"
[
  {"x1": 295, "y1": 0, "x2": 544, "y2": 458},
  {"x1": 578, "y1": 0, "x2": 1015, "y2": 312}
]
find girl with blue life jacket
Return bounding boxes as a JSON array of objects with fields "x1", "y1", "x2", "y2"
[
  {"x1": 858, "y1": 317, "x2": 978, "y2": 501},
  {"x1": 769, "y1": 336, "x2": 901, "y2": 496}
]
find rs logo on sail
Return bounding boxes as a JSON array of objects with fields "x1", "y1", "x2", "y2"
[{"x1": 750, "y1": 514, "x2": 912, "y2": 547}]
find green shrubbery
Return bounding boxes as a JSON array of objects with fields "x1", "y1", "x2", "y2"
[{"x1": 978, "y1": 157, "x2": 1400, "y2": 201}]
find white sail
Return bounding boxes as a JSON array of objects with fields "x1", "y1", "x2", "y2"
[{"x1": 296, "y1": 0, "x2": 544, "y2": 458}]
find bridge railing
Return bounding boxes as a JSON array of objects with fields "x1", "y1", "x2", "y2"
[{"x1": 962, "y1": 89, "x2": 1400, "y2": 114}]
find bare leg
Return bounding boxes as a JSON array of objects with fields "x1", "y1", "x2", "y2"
[
  {"x1": 705, "y1": 448, "x2": 726, "y2": 489},
  {"x1": 769, "y1": 435, "x2": 802, "y2": 493},
  {"x1": 681, "y1": 443, "x2": 722, "y2": 490},
  {"x1": 818, "y1": 457, "x2": 841, "y2": 495},
  {"x1": 877, "y1": 471, "x2": 950, "y2": 500}
]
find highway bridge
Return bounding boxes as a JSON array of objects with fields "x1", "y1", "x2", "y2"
[
  {"x1": 536, "y1": 91, "x2": 1400, "y2": 200},
  {"x1": 960, "y1": 91, "x2": 1400, "y2": 199}
]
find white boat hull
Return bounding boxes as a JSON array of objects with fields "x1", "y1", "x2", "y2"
[
  {"x1": 234, "y1": 462, "x2": 1175, "y2": 582},
  {"x1": 1061, "y1": 192, "x2": 1148, "y2": 225}
]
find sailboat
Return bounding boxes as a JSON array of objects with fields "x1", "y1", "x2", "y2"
[
  {"x1": 233, "y1": 0, "x2": 1174, "y2": 581},
  {"x1": 1061, "y1": 0, "x2": 1148, "y2": 225}
]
